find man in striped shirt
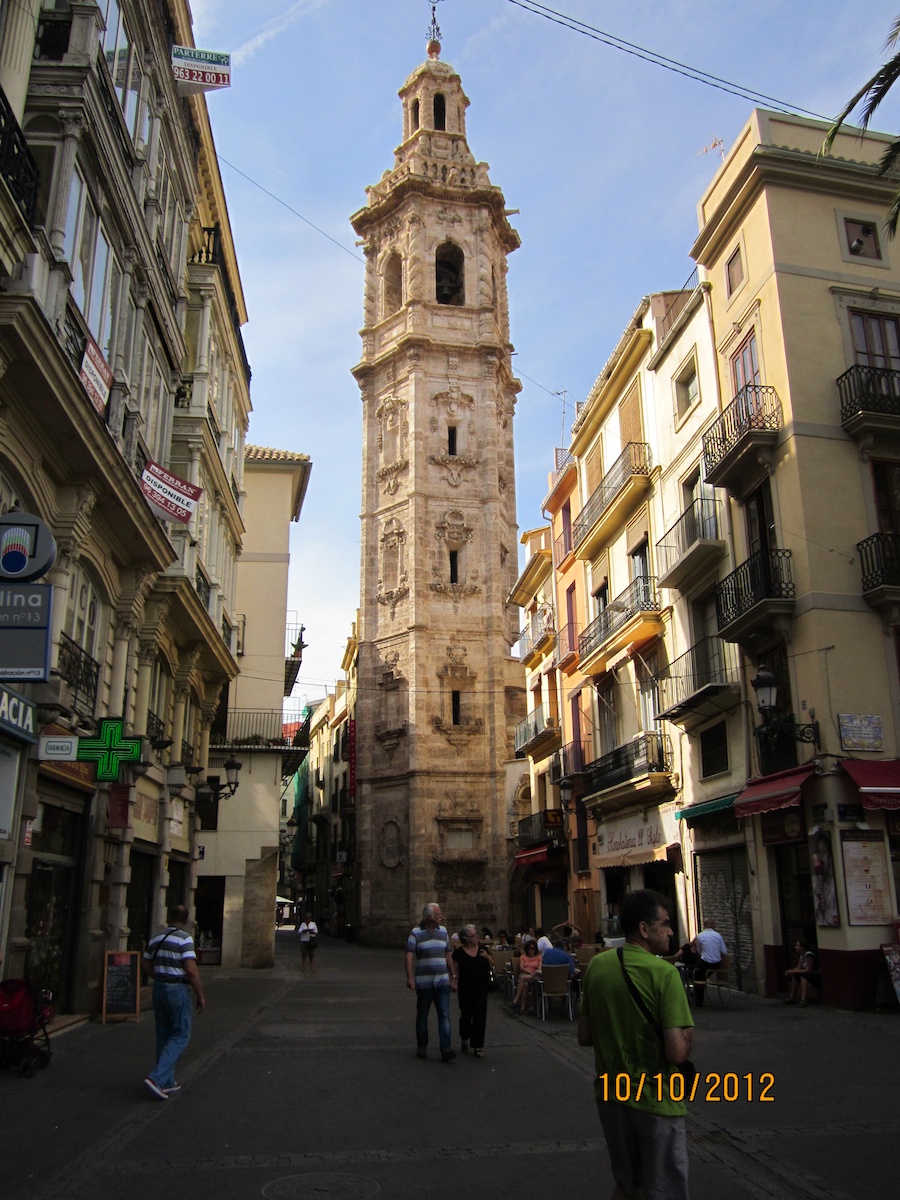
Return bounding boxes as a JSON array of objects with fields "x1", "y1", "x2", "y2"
[
  {"x1": 141, "y1": 904, "x2": 206, "y2": 1100},
  {"x1": 405, "y1": 902, "x2": 458, "y2": 1062}
]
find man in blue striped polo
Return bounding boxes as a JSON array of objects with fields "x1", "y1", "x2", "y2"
[
  {"x1": 141, "y1": 904, "x2": 206, "y2": 1099},
  {"x1": 405, "y1": 902, "x2": 458, "y2": 1062}
]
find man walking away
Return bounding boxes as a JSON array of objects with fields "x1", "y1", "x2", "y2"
[
  {"x1": 579, "y1": 889, "x2": 694, "y2": 1200},
  {"x1": 691, "y1": 917, "x2": 728, "y2": 1007},
  {"x1": 405, "y1": 902, "x2": 458, "y2": 1062},
  {"x1": 142, "y1": 904, "x2": 206, "y2": 1099}
]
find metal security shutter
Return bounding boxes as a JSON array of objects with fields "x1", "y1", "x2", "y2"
[{"x1": 696, "y1": 848, "x2": 756, "y2": 993}]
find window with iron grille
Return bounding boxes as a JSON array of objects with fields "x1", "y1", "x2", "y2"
[{"x1": 699, "y1": 720, "x2": 729, "y2": 778}]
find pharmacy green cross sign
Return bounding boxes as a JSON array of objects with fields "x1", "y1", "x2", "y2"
[{"x1": 76, "y1": 718, "x2": 143, "y2": 781}]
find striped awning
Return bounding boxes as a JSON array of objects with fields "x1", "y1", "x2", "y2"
[{"x1": 734, "y1": 766, "x2": 815, "y2": 817}]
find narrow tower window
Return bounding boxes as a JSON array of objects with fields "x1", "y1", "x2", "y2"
[
  {"x1": 451, "y1": 690, "x2": 461, "y2": 726},
  {"x1": 447, "y1": 425, "x2": 457, "y2": 456},
  {"x1": 435, "y1": 242, "x2": 464, "y2": 305},
  {"x1": 384, "y1": 251, "x2": 403, "y2": 315},
  {"x1": 449, "y1": 549, "x2": 459, "y2": 584},
  {"x1": 434, "y1": 93, "x2": 446, "y2": 130},
  {"x1": 411, "y1": 99, "x2": 420, "y2": 133}
]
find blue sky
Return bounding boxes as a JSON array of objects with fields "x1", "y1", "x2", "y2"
[{"x1": 190, "y1": 0, "x2": 900, "y2": 708}]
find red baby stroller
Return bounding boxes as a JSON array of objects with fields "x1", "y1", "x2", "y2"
[{"x1": 0, "y1": 978, "x2": 54, "y2": 1076}]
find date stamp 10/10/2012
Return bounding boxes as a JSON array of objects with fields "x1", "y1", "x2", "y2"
[{"x1": 597, "y1": 1072, "x2": 775, "y2": 1104}]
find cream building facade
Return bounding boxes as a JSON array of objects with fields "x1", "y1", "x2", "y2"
[{"x1": 350, "y1": 35, "x2": 524, "y2": 944}]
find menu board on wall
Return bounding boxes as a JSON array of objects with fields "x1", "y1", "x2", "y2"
[{"x1": 840, "y1": 829, "x2": 892, "y2": 926}]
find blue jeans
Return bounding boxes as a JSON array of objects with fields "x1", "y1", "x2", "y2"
[
  {"x1": 149, "y1": 983, "x2": 193, "y2": 1089},
  {"x1": 415, "y1": 984, "x2": 451, "y2": 1051}
]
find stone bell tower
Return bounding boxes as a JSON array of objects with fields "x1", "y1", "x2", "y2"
[{"x1": 351, "y1": 27, "x2": 523, "y2": 944}]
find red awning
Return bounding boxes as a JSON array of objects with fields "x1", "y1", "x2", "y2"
[
  {"x1": 514, "y1": 845, "x2": 549, "y2": 866},
  {"x1": 734, "y1": 765, "x2": 816, "y2": 817},
  {"x1": 840, "y1": 759, "x2": 900, "y2": 809}
]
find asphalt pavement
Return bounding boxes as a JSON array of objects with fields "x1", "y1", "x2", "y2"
[{"x1": 2, "y1": 930, "x2": 897, "y2": 1200}]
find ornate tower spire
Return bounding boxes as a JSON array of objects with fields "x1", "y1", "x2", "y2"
[{"x1": 351, "y1": 37, "x2": 522, "y2": 944}]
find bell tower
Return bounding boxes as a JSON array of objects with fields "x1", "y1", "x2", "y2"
[{"x1": 351, "y1": 26, "x2": 523, "y2": 943}]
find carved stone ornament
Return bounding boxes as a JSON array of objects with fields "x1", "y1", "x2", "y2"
[
  {"x1": 380, "y1": 819, "x2": 404, "y2": 869},
  {"x1": 377, "y1": 459, "x2": 409, "y2": 495},
  {"x1": 430, "y1": 382, "x2": 474, "y2": 419},
  {"x1": 434, "y1": 862, "x2": 487, "y2": 894},
  {"x1": 428, "y1": 582, "x2": 480, "y2": 605},
  {"x1": 428, "y1": 453, "x2": 478, "y2": 487},
  {"x1": 432, "y1": 713, "x2": 483, "y2": 748},
  {"x1": 435, "y1": 509, "x2": 474, "y2": 545},
  {"x1": 437, "y1": 789, "x2": 482, "y2": 821},
  {"x1": 436, "y1": 206, "x2": 463, "y2": 226},
  {"x1": 377, "y1": 578, "x2": 410, "y2": 617},
  {"x1": 374, "y1": 720, "x2": 408, "y2": 758}
]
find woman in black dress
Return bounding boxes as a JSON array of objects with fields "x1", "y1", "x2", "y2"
[{"x1": 452, "y1": 925, "x2": 493, "y2": 1058}]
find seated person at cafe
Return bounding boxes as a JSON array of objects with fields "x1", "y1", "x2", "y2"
[
  {"x1": 690, "y1": 917, "x2": 728, "y2": 1007},
  {"x1": 784, "y1": 938, "x2": 820, "y2": 1007},
  {"x1": 511, "y1": 938, "x2": 542, "y2": 1013},
  {"x1": 541, "y1": 937, "x2": 577, "y2": 978},
  {"x1": 495, "y1": 930, "x2": 512, "y2": 947}
]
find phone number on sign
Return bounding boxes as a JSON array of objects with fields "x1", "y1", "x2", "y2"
[{"x1": 597, "y1": 1072, "x2": 775, "y2": 1103}]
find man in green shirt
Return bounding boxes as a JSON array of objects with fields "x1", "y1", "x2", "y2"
[{"x1": 579, "y1": 889, "x2": 694, "y2": 1200}]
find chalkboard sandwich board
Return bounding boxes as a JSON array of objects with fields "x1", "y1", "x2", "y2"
[{"x1": 102, "y1": 951, "x2": 141, "y2": 1022}]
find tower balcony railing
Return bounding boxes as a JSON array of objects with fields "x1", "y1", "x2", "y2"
[
  {"x1": 702, "y1": 385, "x2": 781, "y2": 486},
  {"x1": 714, "y1": 548, "x2": 794, "y2": 641},
  {"x1": 572, "y1": 442, "x2": 652, "y2": 555},
  {"x1": 579, "y1": 576, "x2": 661, "y2": 662},
  {"x1": 582, "y1": 732, "x2": 673, "y2": 797},
  {"x1": 656, "y1": 497, "x2": 725, "y2": 589}
]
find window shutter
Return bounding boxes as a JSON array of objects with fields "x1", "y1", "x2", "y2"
[
  {"x1": 619, "y1": 382, "x2": 643, "y2": 446},
  {"x1": 626, "y1": 505, "x2": 650, "y2": 555}
]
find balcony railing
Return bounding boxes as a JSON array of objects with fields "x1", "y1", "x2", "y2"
[
  {"x1": 56, "y1": 632, "x2": 99, "y2": 713},
  {"x1": 180, "y1": 740, "x2": 195, "y2": 767},
  {"x1": 518, "y1": 604, "x2": 555, "y2": 660},
  {"x1": 146, "y1": 710, "x2": 165, "y2": 743},
  {"x1": 554, "y1": 524, "x2": 573, "y2": 564},
  {"x1": 572, "y1": 442, "x2": 652, "y2": 549},
  {"x1": 211, "y1": 709, "x2": 311, "y2": 749},
  {"x1": 579, "y1": 576, "x2": 660, "y2": 661},
  {"x1": 715, "y1": 549, "x2": 794, "y2": 632},
  {"x1": 656, "y1": 637, "x2": 740, "y2": 716},
  {"x1": 195, "y1": 566, "x2": 211, "y2": 610},
  {"x1": 702, "y1": 385, "x2": 781, "y2": 476},
  {"x1": 837, "y1": 364, "x2": 900, "y2": 424},
  {"x1": 556, "y1": 622, "x2": 579, "y2": 661},
  {"x1": 514, "y1": 703, "x2": 557, "y2": 755},
  {"x1": 190, "y1": 225, "x2": 252, "y2": 385},
  {"x1": 517, "y1": 808, "x2": 565, "y2": 848},
  {"x1": 655, "y1": 498, "x2": 722, "y2": 576},
  {"x1": 857, "y1": 532, "x2": 900, "y2": 591},
  {"x1": 550, "y1": 738, "x2": 594, "y2": 782},
  {"x1": 583, "y1": 732, "x2": 673, "y2": 794},
  {"x1": 0, "y1": 82, "x2": 39, "y2": 224}
]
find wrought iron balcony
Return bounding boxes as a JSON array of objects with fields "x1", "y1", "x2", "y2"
[
  {"x1": 211, "y1": 709, "x2": 311, "y2": 750},
  {"x1": 582, "y1": 732, "x2": 674, "y2": 800},
  {"x1": 837, "y1": 365, "x2": 900, "y2": 438},
  {"x1": 195, "y1": 566, "x2": 211, "y2": 610},
  {"x1": 715, "y1": 548, "x2": 794, "y2": 642},
  {"x1": 579, "y1": 576, "x2": 661, "y2": 666},
  {"x1": 658, "y1": 268, "x2": 700, "y2": 343},
  {"x1": 554, "y1": 523, "x2": 573, "y2": 565},
  {"x1": 573, "y1": 442, "x2": 652, "y2": 557},
  {"x1": 656, "y1": 637, "x2": 741, "y2": 725},
  {"x1": 518, "y1": 604, "x2": 555, "y2": 664},
  {"x1": 656, "y1": 498, "x2": 726, "y2": 590},
  {"x1": 517, "y1": 808, "x2": 566, "y2": 848},
  {"x1": 56, "y1": 632, "x2": 99, "y2": 714},
  {"x1": 550, "y1": 738, "x2": 594, "y2": 783},
  {"x1": 857, "y1": 533, "x2": 900, "y2": 619},
  {"x1": 556, "y1": 622, "x2": 580, "y2": 670},
  {"x1": 180, "y1": 740, "x2": 195, "y2": 767},
  {"x1": 146, "y1": 710, "x2": 165, "y2": 743},
  {"x1": 702, "y1": 385, "x2": 781, "y2": 489},
  {"x1": 514, "y1": 703, "x2": 560, "y2": 758},
  {"x1": 0, "y1": 82, "x2": 39, "y2": 225}
]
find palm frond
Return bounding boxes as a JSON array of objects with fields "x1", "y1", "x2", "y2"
[
  {"x1": 885, "y1": 188, "x2": 900, "y2": 238},
  {"x1": 879, "y1": 136, "x2": 900, "y2": 178},
  {"x1": 823, "y1": 49, "x2": 900, "y2": 155}
]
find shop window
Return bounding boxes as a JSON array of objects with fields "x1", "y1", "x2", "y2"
[{"x1": 700, "y1": 720, "x2": 728, "y2": 778}]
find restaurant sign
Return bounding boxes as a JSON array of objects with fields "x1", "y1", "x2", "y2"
[{"x1": 592, "y1": 804, "x2": 678, "y2": 868}]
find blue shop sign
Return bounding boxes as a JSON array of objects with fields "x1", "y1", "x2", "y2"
[{"x1": 0, "y1": 682, "x2": 37, "y2": 743}]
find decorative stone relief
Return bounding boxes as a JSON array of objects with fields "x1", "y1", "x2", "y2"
[
  {"x1": 374, "y1": 720, "x2": 408, "y2": 758},
  {"x1": 377, "y1": 459, "x2": 409, "y2": 495},
  {"x1": 380, "y1": 819, "x2": 404, "y2": 869},
  {"x1": 431, "y1": 382, "x2": 474, "y2": 421},
  {"x1": 435, "y1": 509, "x2": 474, "y2": 546},
  {"x1": 436, "y1": 206, "x2": 463, "y2": 226},
  {"x1": 434, "y1": 862, "x2": 486, "y2": 894},
  {"x1": 428, "y1": 452, "x2": 478, "y2": 486}
]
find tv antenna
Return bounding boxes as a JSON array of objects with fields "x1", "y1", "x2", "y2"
[
  {"x1": 555, "y1": 389, "x2": 569, "y2": 446},
  {"x1": 697, "y1": 137, "x2": 725, "y2": 162}
]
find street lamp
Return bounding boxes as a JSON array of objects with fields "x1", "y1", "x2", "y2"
[
  {"x1": 750, "y1": 663, "x2": 820, "y2": 747},
  {"x1": 195, "y1": 757, "x2": 244, "y2": 803},
  {"x1": 559, "y1": 778, "x2": 574, "y2": 816}
]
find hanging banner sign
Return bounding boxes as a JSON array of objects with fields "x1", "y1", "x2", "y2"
[
  {"x1": 80, "y1": 338, "x2": 114, "y2": 416},
  {"x1": 172, "y1": 46, "x2": 231, "y2": 94},
  {"x1": 0, "y1": 511, "x2": 57, "y2": 581},
  {"x1": 0, "y1": 583, "x2": 52, "y2": 681},
  {"x1": 140, "y1": 462, "x2": 202, "y2": 524}
]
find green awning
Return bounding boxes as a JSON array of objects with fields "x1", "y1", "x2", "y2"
[{"x1": 675, "y1": 793, "x2": 738, "y2": 821}]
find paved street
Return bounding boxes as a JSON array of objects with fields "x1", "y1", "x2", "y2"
[{"x1": 2, "y1": 931, "x2": 897, "y2": 1200}]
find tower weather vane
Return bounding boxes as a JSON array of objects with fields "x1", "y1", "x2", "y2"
[{"x1": 428, "y1": 0, "x2": 444, "y2": 42}]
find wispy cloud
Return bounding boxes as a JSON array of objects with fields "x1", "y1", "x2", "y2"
[{"x1": 232, "y1": 0, "x2": 333, "y2": 66}]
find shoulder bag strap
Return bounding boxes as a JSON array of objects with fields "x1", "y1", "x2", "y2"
[
  {"x1": 617, "y1": 947, "x2": 665, "y2": 1049},
  {"x1": 150, "y1": 927, "x2": 178, "y2": 971}
]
